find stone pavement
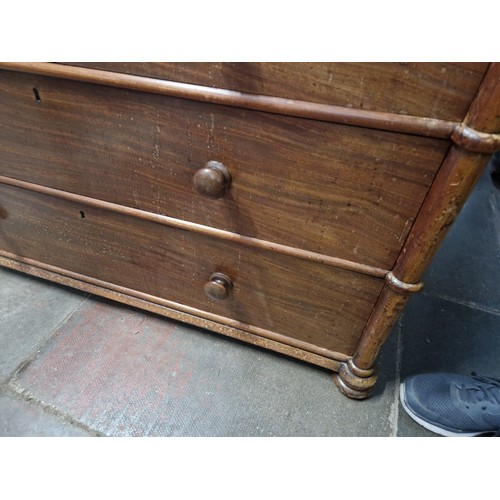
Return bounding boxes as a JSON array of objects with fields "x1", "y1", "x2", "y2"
[{"x1": 1, "y1": 161, "x2": 499, "y2": 437}]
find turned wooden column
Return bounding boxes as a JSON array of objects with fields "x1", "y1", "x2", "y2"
[{"x1": 335, "y1": 63, "x2": 500, "y2": 399}]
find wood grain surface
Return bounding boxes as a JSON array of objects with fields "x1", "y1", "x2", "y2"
[
  {"x1": 64, "y1": 62, "x2": 488, "y2": 121},
  {"x1": 0, "y1": 70, "x2": 450, "y2": 269},
  {"x1": 0, "y1": 183, "x2": 385, "y2": 355},
  {"x1": 0, "y1": 62, "x2": 461, "y2": 139}
]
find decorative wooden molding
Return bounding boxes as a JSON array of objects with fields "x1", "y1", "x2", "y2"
[
  {"x1": 385, "y1": 271, "x2": 424, "y2": 294},
  {"x1": 0, "y1": 62, "x2": 457, "y2": 139},
  {"x1": 0, "y1": 175, "x2": 389, "y2": 279},
  {"x1": 3, "y1": 62, "x2": 497, "y2": 152},
  {"x1": 451, "y1": 124, "x2": 500, "y2": 154},
  {"x1": 0, "y1": 254, "x2": 341, "y2": 371},
  {"x1": 0, "y1": 250, "x2": 349, "y2": 368}
]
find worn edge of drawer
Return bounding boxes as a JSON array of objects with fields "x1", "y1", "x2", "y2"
[
  {"x1": 0, "y1": 62, "x2": 458, "y2": 140},
  {"x1": 3, "y1": 62, "x2": 498, "y2": 152},
  {"x1": 0, "y1": 174, "x2": 389, "y2": 279},
  {"x1": 0, "y1": 253, "x2": 347, "y2": 371}
]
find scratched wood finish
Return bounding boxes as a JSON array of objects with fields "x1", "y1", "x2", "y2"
[
  {"x1": 65, "y1": 62, "x2": 488, "y2": 121},
  {"x1": 0, "y1": 70, "x2": 449, "y2": 269},
  {"x1": 0, "y1": 183, "x2": 385, "y2": 355}
]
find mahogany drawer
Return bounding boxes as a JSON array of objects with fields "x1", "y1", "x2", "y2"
[
  {"x1": 0, "y1": 70, "x2": 449, "y2": 270},
  {"x1": 1, "y1": 61, "x2": 498, "y2": 400},
  {"x1": 65, "y1": 62, "x2": 487, "y2": 121},
  {"x1": 0, "y1": 182, "x2": 385, "y2": 355}
]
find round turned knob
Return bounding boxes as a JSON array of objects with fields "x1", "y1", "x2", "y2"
[
  {"x1": 193, "y1": 161, "x2": 231, "y2": 199},
  {"x1": 204, "y1": 272, "x2": 233, "y2": 300}
]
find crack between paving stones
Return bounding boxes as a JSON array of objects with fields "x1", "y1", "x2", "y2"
[
  {"x1": 0, "y1": 294, "x2": 102, "y2": 435},
  {"x1": 1, "y1": 380, "x2": 105, "y2": 436},
  {"x1": 421, "y1": 290, "x2": 500, "y2": 317},
  {"x1": 7, "y1": 293, "x2": 92, "y2": 381}
]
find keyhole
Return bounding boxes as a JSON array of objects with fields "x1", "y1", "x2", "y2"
[
  {"x1": 79, "y1": 211, "x2": 86, "y2": 219},
  {"x1": 33, "y1": 88, "x2": 42, "y2": 103}
]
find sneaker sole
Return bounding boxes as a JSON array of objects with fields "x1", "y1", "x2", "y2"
[{"x1": 399, "y1": 383, "x2": 482, "y2": 437}]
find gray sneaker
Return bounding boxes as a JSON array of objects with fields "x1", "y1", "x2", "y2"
[{"x1": 400, "y1": 372, "x2": 500, "y2": 437}]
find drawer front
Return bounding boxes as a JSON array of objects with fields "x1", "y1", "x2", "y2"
[
  {"x1": 64, "y1": 62, "x2": 488, "y2": 121},
  {"x1": 0, "y1": 183, "x2": 385, "y2": 355},
  {"x1": 0, "y1": 71, "x2": 449, "y2": 269}
]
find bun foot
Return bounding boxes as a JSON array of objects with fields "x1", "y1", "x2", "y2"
[{"x1": 333, "y1": 359, "x2": 378, "y2": 400}]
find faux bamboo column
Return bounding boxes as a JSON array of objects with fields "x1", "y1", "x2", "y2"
[{"x1": 335, "y1": 63, "x2": 500, "y2": 399}]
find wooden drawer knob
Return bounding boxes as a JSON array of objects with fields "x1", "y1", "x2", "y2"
[
  {"x1": 204, "y1": 272, "x2": 233, "y2": 300},
  {"x1": 193, "y1": 161, "x2": 231, "y2": 199}
]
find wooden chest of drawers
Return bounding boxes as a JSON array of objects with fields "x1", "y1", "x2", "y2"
[{"x1": 1, "y1": 62, "x2": 499, "y2": 398}]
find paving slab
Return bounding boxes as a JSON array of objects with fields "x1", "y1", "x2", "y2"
[
  {"x1": 14, "y1": 295, "x2": 400, "y2": 437},
  {"x1": 0, "y1": 267, "x2": 89, "y2": 384},
  {"x1": 0, "y1": 392, "x2": 92, "y2": 436}
]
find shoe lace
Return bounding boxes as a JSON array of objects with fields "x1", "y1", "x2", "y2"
[{"x1": 458, "y1": 373, "x2": 500, "y2": 406}]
